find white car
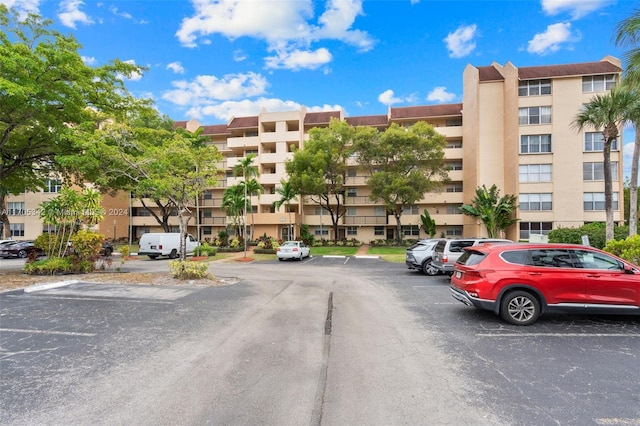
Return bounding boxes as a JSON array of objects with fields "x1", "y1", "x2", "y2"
[{"x1": 276, "y1": 241, "x2": 310, "y2": 261}]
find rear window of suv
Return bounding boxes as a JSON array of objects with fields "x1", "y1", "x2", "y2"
[{"x1": 457, "y1": 250, "x2": 486, "y2": 266}]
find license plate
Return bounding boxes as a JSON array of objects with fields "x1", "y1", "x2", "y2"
[
  {"x1": 150, "y1": 245, "x2": 157, "y2": 249},
  {"x1": 455, "y1": 271, "x2": 462, "y2": 279}
]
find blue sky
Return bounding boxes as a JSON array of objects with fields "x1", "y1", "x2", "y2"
[{"x1": 3, "y1": 0, "x2": 639, "y2": 178}]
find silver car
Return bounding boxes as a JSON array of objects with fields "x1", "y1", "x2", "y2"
[{"x1": 405, "y1": 239, "x2": 444, "y2": 275}]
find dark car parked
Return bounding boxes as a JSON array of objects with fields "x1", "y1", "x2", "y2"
[
  {"x1": 450, "y1": 243, "x2": 640, "y2": 325},
  {"x1": 0, "y1": 240, "x2": 44, "y2": 259}
]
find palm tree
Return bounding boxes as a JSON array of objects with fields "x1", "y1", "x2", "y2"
[
  {"x1": 459, "y1": 184, "x2": 518, "y2": 238},
  {"x1": 574, "y1": 87, "x2": 636, "y2": 241},
  {"x1": 233, "y1": 154, "x2": 258, "y2": 256},
  {"x1": 273, "y1": 180, "x2": 298, "y2": 240},
  {"x1": 241, "y1": 178, "x2": 264, "y2": 239},
  {"x1": 615, "y1": 9, "x2": 640, "y2": 235},
  {"x1": 221, "y1": 185, "x2": 245, "y2": 239}
]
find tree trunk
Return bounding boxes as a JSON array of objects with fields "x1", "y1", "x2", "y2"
[
  {"x1": 630, "y1": 125, "x2": 639, "y2": 236},
  {"x1": 604, "y1": 141, "x2": 614, "y2": 241},
  {"x1": 394, "y1": 210, "x2": 403, "y2": 245},
  {"x1": 0, "y1": 192, "x2": 10, "y2": 239}
]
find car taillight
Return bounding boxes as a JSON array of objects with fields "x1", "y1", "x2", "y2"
[
  {"x1": 292, "y1": 248, "x2": 299, "y2": 251},
  {"x1": 159, "y1": 245, "x2": 163, "y2": 249},
  {"x1": 442, "y1": 255, "x2": 448, "y2": 263},
  {"x1": 466, "y1": 269, "x2": 494, "y2": 278},
  {"x1": 277, "y1": 247, "x2": 281, "y2": 252}
]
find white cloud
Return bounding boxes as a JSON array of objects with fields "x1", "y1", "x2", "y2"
[
  {"x1": 427, "y1": 87, "x2": 456, "y2": 103},
  {"x1": 81, "y1": 56, "x2": 97, "y2": 65},
  {"x1": 167, "y1": 61, "x2": 185, "y2": 74},
  {"x1": 444, "y1": 24, "x2": 478, "y2": 59},
  {"x1": 233, "y1": 50, "x2": 248, "y2": 62},
  {"x1": 378, "y1": 89, "x2": 403, "y2": 106},
  {"x1": 0, "y1": 0, "x2": 40, "y2": 17},
  {"x1": 541, "y1": 0, "x2": 612, "y2": 19},
  {"x1": 175, "y1": 0, "x2": 374, "y2": 70},
  {"x1": 527, "y1": 22, "x2": 578, "y2": 55},
  {"x1": 265, "y1": 47, "x2": 332, "y2": 70},
  {"x1": 117, "y1": 59, "x2": 144, "y2": 81},
  {"x1": 58, "y1": 0, "x2": 94, "y2": 29},
  {"x1": 162, "y1": 72, "x2": 269, "y2": 107},
  {"x1": 186, "y1": 98, "x2": 343, "y2": 121},
  {"x1": 108, "y1": 5, "x2": 132, "y2": 20}
]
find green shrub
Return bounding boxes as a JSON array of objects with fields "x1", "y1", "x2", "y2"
[
  {"x1": 70, "y1": 230, "x2": 104, "y2": 261},
  {"x1": 23, "y1": 257, "x2": 73, "y2": 275},
  {"x1": 169, "y1": 260, "x2": 210, "y2": 279},
  {"x1": 603, "y1": 235, "x2": 640, "y2": 266},
  {"x1": 194, "y1": 243, "x2": 217, "y2": 256},
  {"x1": 548, "y1": 223, "x2": 629, "y2": 249}
]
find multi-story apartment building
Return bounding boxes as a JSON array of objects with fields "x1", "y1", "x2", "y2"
[{"x1": 5, "y1": 56, "x2": 624, "y2": 243}]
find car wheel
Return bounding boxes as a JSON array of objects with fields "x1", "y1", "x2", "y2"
[
  {"x1": 169, "y1": 249, "x2": 178, "y2": 259},
  {"x1": 421, "y1": 259, "x2": 439, "y2": 276},
  {"x1": 148, "y1": 255, "x2": 158, "y2": 260},
  {"x1": 278, "y1": 257, "x2": 283, "y2": 261},
  {"x1": 500, "y1": 290, "x2": 540, "y2": 326},
  {"x1": 17, "y1": 249, "x2": 27, "y2": 258}
]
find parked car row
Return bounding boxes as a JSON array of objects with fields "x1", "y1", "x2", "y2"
[{"x1": 0, "y1": 240, "x2": 44, "y2": 259}]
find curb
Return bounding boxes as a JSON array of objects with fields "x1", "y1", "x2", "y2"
[{"x1": 24, "y1": 279, "x2": 79, "y2": 294}]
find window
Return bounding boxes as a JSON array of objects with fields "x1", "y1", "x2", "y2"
[
  {"x1": 448, "y1": 161, "x2": 463, "y2": 171},
  {"x1": 446, "y1": 183, "x2": 463, "y2": 193},
  {"x1": 314, "y1": 227, "x2": 329, "y2": 236},
  {"x1": 347, "y1": 168, "x2": 357, "y2": 177},
  {"x1": 402, "y1": 225, "x2": 420, "y2": 236},
  {"x1": 447, "y1": 141, "x2": 462, "y2": 149},
  {"x1": 203, "y1": 210, "x2": 212, "y2": 218},
  {"x1": 374, "y1": 226, "x2": 385, "y2": 236},
  {"x1": 245, "y1": 130, "x2": 258, "y2": 137},
  {"x1": 519, "y1": 164, "x2": 552, "y2": 182},
  {"x1": 445, "y1": 226, "x2": 463, "y2": 237},
  {"x1": 7, "y1": 202, "x2": 25, "y2": 216},
  {"x1": 520, "y1": 134, "x2": 551, "y2": 154},
  {"x1": 347, "y1": 188, "x2": 357, "y2": 197},
  {"x1": 528, "y1": 249, "x2": 575, "y2": 268},
  {"x1": 406, "y1": 205, "x2": 419, "y2": 215},
  {"x1": 347, "y1": 226, "x2": 358, "y2": 236},
  {"x1": 583, "y1": 162, "x2": 618, "y2": 181},
  {"x1": 582, "y1": 75, "x2": 616, "y2": 92},
  {"x1": 10, "y1": 223, "x2": 25, "y2": 237},
  {"x1": 519, "y1": 193, "x2": 552, "y2": 211},
  {"x1": 574, "y1": 249, "x2": 623, "y2": 270},
  {"x1": 203, "y1": 190, "x2": 212, "y2": 200},
  {"x1": 446, "y1": 118, "x2": 462, "y2": 127},
  {"x1": 520, "y1": 222, "x2": 552, "y2": 240},
  {"x1": 446, "y1": 204, "x2": 462, "y2": 214},
  {"x1": 518, "y1": 79, "x2": 551, "y2": 96},
  {"x1": 519, "y1": 106, "x2": 551, "y2": 125},
  {"x1": 134, "y1": 208, "x2": 151, "y2": 216},
  {"x1": 374, "y1": 206, "x2": 387, "y2": 216},
  {"x1": 584, "y1": 132, "x2": 618, "y2": 151},
  {"x1": 203, "y1": 226, "x2": 212, "y2": 235},
  {"x1": 346, "y1": 207, "x2": 357, "y2": 216},
  {"x1": 43, "y1": 179, "x2": 62, "y2": 193},
  {"x1": 584, "y1": 192, "x2": 619, "y2": 211}
]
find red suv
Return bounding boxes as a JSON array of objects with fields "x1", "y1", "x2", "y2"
[{"x1": 450, "y1": 243, "x2": 640, "y2": 325}]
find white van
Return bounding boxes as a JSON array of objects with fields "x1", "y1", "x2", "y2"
[{"x1": 138, "y1": 233, "x2": 200, "y2": 259}]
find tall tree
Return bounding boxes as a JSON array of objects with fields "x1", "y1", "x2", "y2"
[
  {"x1": 0, "y1": 6, "x2": 143, "y2": 238},
  {"x1": 574, "y1": 87, "x2": 636, "y2": 241},
  {"x1": 420, "y1": 209, "x2": 437, "y2": 238},
  {"x1": 241, "y1": 178, "x2": 263, "y2": 240},
  {"x1": 232, "y1": 154, "x2": 258, "y2": 257},
  {"x1": 286, "y1": 119, "x2": 357, "y2": 240},
  {"x1": 459, "y1": 185, "x2": 518, "y2": 238},
  {"x1": 273, "y1": 180, "x2": 298, "y2": 240},
  {"x1": 355, "y1": 121, "x2": 448, "y2": 245},
  {"x1": 615, "y1": 9, "x2": 640, "y2": 235}
]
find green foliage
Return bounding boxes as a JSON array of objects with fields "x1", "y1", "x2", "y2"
[
  {"x1": 229, "y1": 237, "x2": 240, "y2": 248},
  {"x1": 603, "y1": 235, "x2": 640, "y2": 266},
  {"x1": 460, "y1": 184, "x2": 518, "y2": 238},
  {"x1": 420, "y1": 209, "x2": 437, "y2": 237},
  {"x1": 549, "y1": 223, "x2": 629, "y2": 249},
  {"x1": 194, "y1": 243, "x2": 217, "y2": 256},
  {"x1": 169, "y1": 260, "x2": 210, "y2": 279},
  {"x1": 23, "y1": 257, "x2": 73, "y2": 275},
  {"x1": 70, "y1": 230, "x2": 104, "y2": 261},
  {"x1": 119, "y1": 245, "x2": 130, "y2": 257}
]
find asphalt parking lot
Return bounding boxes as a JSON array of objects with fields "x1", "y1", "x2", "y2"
[{"x1": 1, "y1": 257, "x2": 639, "y2": 424}]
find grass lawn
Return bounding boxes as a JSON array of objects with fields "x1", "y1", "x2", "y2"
[
  {"x1": 366, "y1": 246, "x2": 407, "y2": 263},
  {"x1": 309, "y1": 246, "x2": 359, "y2": 256}
]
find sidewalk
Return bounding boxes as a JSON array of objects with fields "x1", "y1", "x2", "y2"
[{"x1": 356, "y1": 244, "x2": 369, "y2": 255}]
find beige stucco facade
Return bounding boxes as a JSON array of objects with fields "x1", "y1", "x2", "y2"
[{"x1": 3, "y1": 57, "x2": 625, "y2": 243}]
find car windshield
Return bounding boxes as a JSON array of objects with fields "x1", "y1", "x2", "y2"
[{"x1": 282, "y1": 242, "x2": 298, "y2": 247}]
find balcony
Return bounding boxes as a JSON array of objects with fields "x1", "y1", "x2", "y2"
[
  {"x1": 227, "y1": 135, "x2": 259, "y2": 149},
  {"x1": 260, "y1": 130, "x2": 300, "y2": 143}
]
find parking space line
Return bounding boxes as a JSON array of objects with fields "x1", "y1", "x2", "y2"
[
  {"x1": 477, "y1": 333, "x2": 640, "y2": 337},
  {"x1": 0, "y1": 328, "x2": 96, "y2": 337}
]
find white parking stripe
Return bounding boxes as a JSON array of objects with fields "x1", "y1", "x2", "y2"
[
  {"x1": 477, "y1": 333, "x2": 640, "y2": 337},
  {"x1": 0, "y1": 328, "x2": 95, "y2": 337}
]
